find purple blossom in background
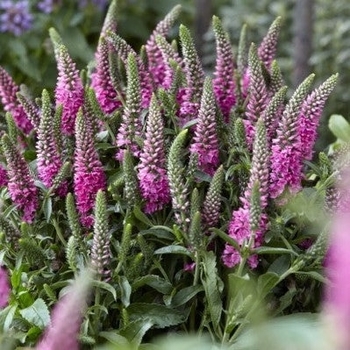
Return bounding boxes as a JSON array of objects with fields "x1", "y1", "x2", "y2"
[
  {"x1": 37, "y1": 0, "x2": 61, "y2": 14},
  {"x1": 0, "y1": 0, "x2": 33, "y2": 36},
  {"x1": 0, "y1": 66, "x2": 33, "y2": 134},
  {"x1": 0, "y1": 266, "x2": 10, "y2": 308}
]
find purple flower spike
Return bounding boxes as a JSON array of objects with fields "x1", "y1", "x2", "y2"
[
  {"x1": 55, "y1": 45, "x2": 84, "y2": 135},
  {"x1": 1, "y1": 134, "x2": 38, "y2": 223},
  {"x1": 270, "y1": 74, "x2": 315, "y2": 199},
  {"x1": 138, "y1": 94, "x2": 170, "y2": 213},
  {"x1": 0, "y1": 165, "x2": 8, "y2": 188},
  {"x1": 37, "y1": 269, "x2": 93, "y2": 350},
  {"x1": 223, "y1": 208, "x2": 267, "y2": 269},
  {"x1": 0, "y1": 66, "x2": 33, "y2": 134},
  {"x1": 190, "y1": 77, "x2": 219, "y2": 176},
  {"x1": 37, "y1": 90, "x2": 66, "y2": 195},
  {"x1": 146, "y1": 5, "x2": 181, "y2": 88},
  {"x1": 178, "y1": 24, "x2": 205, "y2": 126},
  {"x1": 0, "y1": 266, "x2": 10, "y2": 309},
  {"x1": 257, "y1": 17, "x2": 282, "y2": 70},
  {"x1": 91, "y1": 38, "x2": 121, "y2": 114},
  {"x1": 0, "y1": 0, "x2": 33, "y2": 36},
  {"x1": 244, "y1": 44, "x2": 269, "y2": 149},
  {"x1": 298, "y1": 74, "x2": 338, "y2": 161},
  {"x1": 212, "y1": 16, "x2": 236, "y2": 121},
  {"x1": 74, "y1": 110, "x2": 106, "y2": 228}
]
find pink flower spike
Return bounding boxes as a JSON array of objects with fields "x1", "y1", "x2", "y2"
[
  {"x1": 212, "y1": 16, "x2": 236, "y2": 121},
  {"x1": 323, "y1": 212, "x2": 350, "y2": 349},
  {"x1": 0, "y1": 266, "x2": 10, "y2": 309},
  {"x1": 0, "y1": 66, "x2": 33, "y2": 134},
  {"x1": 55, "y1": 45, "x2": 84, "y2": 135},
  {"x1": 190, "y1": 77, "x2": 220, "y2": 176},
  {"x1": 74, "y1": 110, "x2": 106, "y2": 228}
]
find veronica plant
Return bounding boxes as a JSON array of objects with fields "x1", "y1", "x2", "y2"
[{"x1": 0, "y1": 1, "x2": 342, "y2": 349}]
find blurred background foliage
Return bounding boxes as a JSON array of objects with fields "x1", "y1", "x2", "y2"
[{"x1": 0, "y1": 0, "x2": 349, "y2": 148}]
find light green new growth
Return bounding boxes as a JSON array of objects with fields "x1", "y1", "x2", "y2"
[
  {"x1": 92, "y1": 190, "x2": 110, "y2": 278},
  {"x1": 123, "y1": 150, "x2": 140, "y2": 209},
  {"x1": 5, "y1": 113, "x2": 18, "y2": 143},
  {"x1": 249, "y1": 181, "x2": 262, "y2": 233},
  {"x1": 202, "y1": 165, "x2": 224, "y2": 230},
  {"x1": 189, "y1": 211, "x2": 202, "y2": 250},
  {"x1": 66, "y1": 193, "x2": 82, "y2": 241},
  {"x1": 167, "y1": 129, "x2": 190, "y2": 232},
  {"x1": 269, "y1": 60, "x2": 284, "y2": 95}
]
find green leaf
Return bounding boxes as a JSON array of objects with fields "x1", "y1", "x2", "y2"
[
  {"x1": 2, "y1": 305, "x2": 17, "y2": 332},
  {"x1": 211, "y1": 228, "x2": 241, "y2": 251},
  {"x1": 232, "y1": 313, "x2": 326, "y2": 350},
  {"x1": 328, "y1": 114, "x2": 350, "y2": 142},
  {"x1": 257, "y1": 272, "x2": 280, "y2": 298},
  {"x1": 92, "y1": 280, "x2": 117, "y2": 300},
  {"x1": 118, "y1": 319, "x2": 153, "y2": 347},
  {"x1": 42, "y1": 197, "x2": 52, "y2": 222},
  {"x1": 200, "y1": 251, "x2": 223, "y2": 329},
  {"x1": 99, "y1": 331, "x2": 130, "y2": 347},
  {"x1": 133, "y1": 207, "x2": 153, "y2": 226},
  {"x1": 253, "y1": 246, "x2": 298, "y2": 256},
  {"x1": 267, "y1": 255, "x2": 291, "y2": 276},
  {"x1": 295, "y1": 271, "x2": 327, "y2": 283},
  {"x1": 19, "y1": 298, "x2": 50, "y2": 329},
  {"x1": 154, "y1": 245, "x2": 192, "y2": 257},
  {"x1": 126, "y1": 303, "x2": 187, "y2": 329},
  {"x1": 132, "y1": 275, "x2": 173, "y2": 294},
  {"x1": 171, "y1": 285, "x2": 204, "y2": 307}
]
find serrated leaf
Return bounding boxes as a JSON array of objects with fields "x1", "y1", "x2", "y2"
[
  {"x1": 328, "y1": 114, "x2": 350, "y2": 142},
  {"x1": 126, "y1": 303, "x2": 187, "y2": 329},
  {"x1": 19, "y1": 298, "x2": 50, "y2": 329},
  {"x1": 200, "y1": 251, "x2": 223, "y2": 329},
  {"x1": 154, "y1": 245, "x2": 192, "y2": 257},
  {"x1": 132, "y1": 275, "x2": 173, "y2": 294},
  {"x1": 171, "y1": 285, "x2": 204, "y2": 307}
]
